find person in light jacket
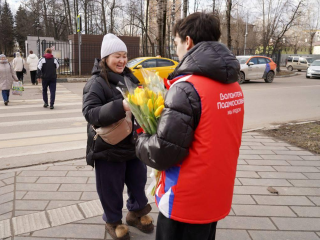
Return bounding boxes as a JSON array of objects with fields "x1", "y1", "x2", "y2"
[
  {"x1": 27, "y1": 50, "x2": 39, "y2": 85},
  {"x1": 12, "y1": 52, "x2": 25, "y2": 82},
  {"x1": 0, "y1": 54, "x2": 18, "y2": 105}
]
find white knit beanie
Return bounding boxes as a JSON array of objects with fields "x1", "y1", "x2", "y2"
[{"x1": 100, "y1": 34, "x2": 127, "y2": 59}]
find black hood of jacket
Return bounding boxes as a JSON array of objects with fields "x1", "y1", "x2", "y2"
[
  {"x1": 91, "y1": 58, "x2": 139, "y2": 86},
  {"x1": 168, "y1": 41, "x2": 240, "y2": 84}
]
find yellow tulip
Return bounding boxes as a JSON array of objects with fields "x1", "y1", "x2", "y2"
[
  {"x1": 154, "y1": 105, "x2": 164, "y2": 117},
  {"x1": 156, "y1": 95, "x2": 164, "y2": 107},
  {"x1": 147, "y1": 99, "x2": 153, "y2": 112},
  {"x1": 129, "y1": 94, "x2": 138, "y2": 105},
  {"x1": 134, "y1": 87, "x2": 142, "y2": 96}
]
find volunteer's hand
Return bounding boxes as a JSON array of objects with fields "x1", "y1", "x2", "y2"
[
  {"x1": 123, "y1": 99, "x2": 130, "y2": 111},
  {"x1": 37, "y1": 78, "x2": 42, "y2": 83}
]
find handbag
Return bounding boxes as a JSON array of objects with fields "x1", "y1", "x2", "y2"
[
  {"x1": 22, "y1": 59, "x2": 26, "y2": 74},
  {"x1": 92, "y1": 111, "x2": 133, "y2": 145}
]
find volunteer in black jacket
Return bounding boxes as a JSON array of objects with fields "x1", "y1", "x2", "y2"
[
  {"x1": 82, "y1": 34, "x2": 154, "y2": 240},
  {"x1": 136, "y1": 12, "x2": 244, "y2": 240},
  {"x1": 37, "y1": 48, "x2": 59, "y2": 109}
]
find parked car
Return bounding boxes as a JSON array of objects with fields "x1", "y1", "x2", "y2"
[
  {"x1": 286, "y1": 56, "x2": 314, "y2": 71},
  {"x1": 236, "y1": 56, "x2": 277, "y2": 84},
  {"x1": 306, "y1": 60, "x2": 320, "y2": 79},
  {"x1": 127, "y1": 57, "x2": 178, "y2": 83}
]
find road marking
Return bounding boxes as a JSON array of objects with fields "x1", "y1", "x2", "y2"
[
  {"x1": 0, "y1": 102, "x2": 82, "y2": 110},
  {"x1": 0, "y1": 117, "x2": 85, "y2": 127},
  {"x1": 0, "y1": 109, "x2": 81, "y2": 118},
  {"x1": 0, "y1": 127, "x2": 86, "y2": 141},
  {"x1": 0, "y1": 133, "x2": 86, "y2": 148},
  {"x1": 0, "y1": 140, "x2": 86, "y2": 158}
]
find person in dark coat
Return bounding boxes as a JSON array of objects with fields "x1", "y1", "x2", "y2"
[
  {"x1": 82, "y1": 33, "x2": 154, "y2": 240},
  {"x1": 135, "y1": 12, "x2": 244, "y2": 240},
  {"x1": 36, "y1": 48, "x2": 59, "y2": 109}
]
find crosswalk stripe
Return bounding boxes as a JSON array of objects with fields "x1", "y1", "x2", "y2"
[
  {"x1": 1, "y1": 82, "x2": 88, "y2": 165},
  {"x1": 0, "y1": 109, "x2": 80, "y2": 118},
  {"x1": 0, "y1": 133, "x2": 86, "y2": 149},
  {"x1": 0, "y1": 140, "x2": 86, "y2": 159},
  {"x1": 0, "y1": 102, "x2": 82, "y2": 110},
  {"x1": 9, "y1": 97, "x2": 81, "y2": 103},
  {"x1": 0, "y1": 117, "x2": 85, "y2": 127},
  {"x1": 0, "y1": 127, "x2": 86, "y2": 141}
]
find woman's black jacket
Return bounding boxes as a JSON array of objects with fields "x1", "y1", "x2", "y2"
[{"x1": 82, "y1": 59, "x2": 140, "y2": 167}]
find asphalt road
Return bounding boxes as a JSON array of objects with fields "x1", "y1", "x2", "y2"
[
  {"x1": 1, "y1": 72, "x2": 319, "y2": 169},
  {"x1": 241, "y1": 72, "x2": 320, "y2": 130}
]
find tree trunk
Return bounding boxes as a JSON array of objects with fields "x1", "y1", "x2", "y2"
[
  {"x1": 157, "y1": 0, "x2": 164, "y2": 55},
  {"x1": 262, "y1": 0, "x2": 266, "y2": 54},
  {"x1": 226, "y1": 0, "x2": 232, "y2": 49},
  {"x1": 145, "y1": 0, "x2": 150, "y2": 55},
  {"x1": 162, "y1": 0, "x2": 167, "y2": 57},
  {"x1": 74, "y1": 0, "x2": 78, "y2": 32},
  {"x1": 213, "y1": 0, "x2": 215, "y2": 13},
  {"x1": 183, "y1": 0, "x2": 188, "y2": 18},
  {"x1": 101, "y1": 0, "x2": 107, "y2": 34},
  {"x1": 43, "y1": 0, "x2": 49, "y2": 36},
  {"x1": 109, "y1": 0, "x2": 116, "y2": 33},
  {"x1": 84, "y1": 0, "x2": 88, "y2": 34},
  {"x1": 309, "y1": 32, "x2": 315, "y2": 54}
]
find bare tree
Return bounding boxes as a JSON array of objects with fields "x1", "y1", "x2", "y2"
[
  {"x1": 183, "y1": 0, "x2": 188, "y2": 18},
  {"x1": 226, "y1": 0, "x2": 232, "y2": 49},
  {"x1": 256, "y1": 0, "x2": 304, "y2": 55},
  {"x1": 304, "y1": 0, "x2": 320, "y2": 54}
]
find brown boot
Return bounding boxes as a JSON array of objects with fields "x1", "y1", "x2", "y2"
[
  {"x1": 105, "y1": 220, "x2": 130, "y2": 240},
  {"x1": 126, "y1": 204, "x2": 154, "y2": 233}
]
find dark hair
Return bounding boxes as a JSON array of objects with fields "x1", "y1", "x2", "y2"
[
  {"x1": 99, "y1": 57, "x2": 110, "y2": 86},
  {"x1": 30, "y1": 50, "x2": 33, "y2": 54},
  {"x1": 173, "y1": 12, "x2": 221, "y2": 45}
]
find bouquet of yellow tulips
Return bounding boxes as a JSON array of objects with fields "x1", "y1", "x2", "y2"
[
  {"x1": 123, "y1": 69, "x2": 166, "y2": 196},
  {"x1": 124, "y1": 69, "x2": 166, "y2": 135}
]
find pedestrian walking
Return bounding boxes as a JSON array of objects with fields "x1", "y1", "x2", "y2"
[
  {"x1": 27, "y1": 50, "x2": 39, "y2": 85},
  {"x1": 12, "y1": 52, "x2": 25, "y2": 82},
  {"x1": 0, "y1": 54, "x2": 19, "y2": 105},
  {"x1": 36, "y1": 48, "x2": 59, "y2": 109},
  {"x1": 135, "y1": 12, "x2": 245, "y2": 240},
  {"x1": 82, "y1": 33, "x2": 154, "y2": 240}
]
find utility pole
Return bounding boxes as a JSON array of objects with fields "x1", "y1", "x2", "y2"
[{"x1": 244, "y1": 11, "x2": 248, "y2": 55}]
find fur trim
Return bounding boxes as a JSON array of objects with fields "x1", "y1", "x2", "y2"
[
  {"x1": 140, "y1": 215, "x2": 153, "y2": 225},
  {"x1": 115, "y1": 224, "x2": 129, "y2": 238}
]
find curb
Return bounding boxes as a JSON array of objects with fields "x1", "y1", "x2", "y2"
[
  {"x1": 57, "y1": 78, "x2": 89, "y2": 83},
  {"x1": 275, "y1": 72, "x2": 298, "y2": 78}
]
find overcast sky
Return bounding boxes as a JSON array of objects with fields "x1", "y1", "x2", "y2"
[{"x1": 8, "y1": 0, "x2": 22, "y2": 14}]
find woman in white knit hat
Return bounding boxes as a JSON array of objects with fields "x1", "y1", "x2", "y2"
[
  {"x1": 82, "y1": 34, "x2": 154, "y2": 240},
  {"x1": 0, "y1": 54, "x2": 19, "y2": 105}
]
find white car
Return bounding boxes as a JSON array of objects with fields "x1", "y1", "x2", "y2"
[
  {"x1": 236, "y1": 56, "x2": 277, "y2": 84},
  {"x1": 306, "y1": 60, "x2": 320, "y2": 78}
]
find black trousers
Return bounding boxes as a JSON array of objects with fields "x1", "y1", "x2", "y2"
[
  {"x1": 30, "y1": 71, "x2": 37, "y2": 84},
  {"x1": 16, "y1": 71, "x2": 23, "y2": 82},
  {"x1": 156, "y1": 212, "x2": 217, "y2": 240},
  {"x1": 95, "y1": 157, "x2": 148, "y2": 223},
  {"x1": 42, "y1": 79, "x2": 56, "y2": 106}
]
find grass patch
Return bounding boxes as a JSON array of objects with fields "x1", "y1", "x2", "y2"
[{"x1": 259, "y1": 121, "x2": 320, "y2": 154}]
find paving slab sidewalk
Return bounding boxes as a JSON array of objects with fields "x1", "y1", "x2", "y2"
[{"x1": 1, "y1": 132, "x2": 320, "y2": 240}]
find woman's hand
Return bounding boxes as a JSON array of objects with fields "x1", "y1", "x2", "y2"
[{"x1": 123, "y1": 99, "x2": 130, "y2": 111}]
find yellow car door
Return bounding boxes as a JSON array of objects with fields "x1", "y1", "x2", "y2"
[
  {"x1": 136, "y1": 59, "x2": 157, "y2": 83},
  {"x1": 156, "y1": 59, "x2": 177, "y2": 79}
]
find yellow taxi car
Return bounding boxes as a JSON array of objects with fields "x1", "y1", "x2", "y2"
[{"x1": 127, "y1": 57, "x2": 178, "y2": 83}]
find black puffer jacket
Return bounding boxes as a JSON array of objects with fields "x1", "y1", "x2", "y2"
[
  {"x1": 83, "y1": 59, "x2": 140, "y2": 167},
  {"x1": 136, "y1": 42, "x2": 240, "y2": 170}
]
